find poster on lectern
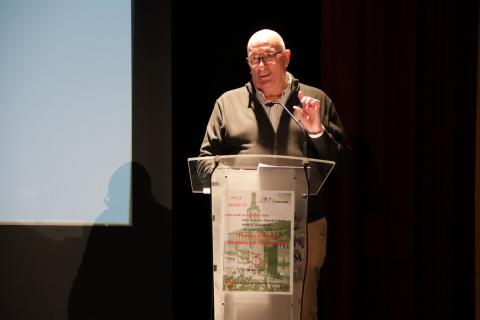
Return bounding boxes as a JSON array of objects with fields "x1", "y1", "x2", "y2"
[{"x1": 222, "y1": 190, "x2": 294, "y2": 293}]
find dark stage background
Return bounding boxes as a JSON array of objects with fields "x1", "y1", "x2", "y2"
[
  {"x1": 0, "y1": 1, "x2": 477, "y2": 320},
  {"x1": 172, "y1": 1, "x2": 479, "y2": 320}
]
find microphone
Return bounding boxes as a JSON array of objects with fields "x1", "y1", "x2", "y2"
[{"x1": 266, "y1": 102, "x2": 308, "y2": 157}]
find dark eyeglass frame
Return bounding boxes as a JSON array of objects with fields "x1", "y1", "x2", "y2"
[{"x1": 246, "y1": 50, "x2": 284, "y2": 67}]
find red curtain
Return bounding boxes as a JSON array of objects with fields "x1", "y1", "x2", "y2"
[{"x1": 319, "y1": 0, "x2": 478, "y2": 319}]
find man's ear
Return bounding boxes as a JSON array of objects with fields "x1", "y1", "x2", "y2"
[{"x1": 283, "y1": 49, "x2": 291, "y2": 68}]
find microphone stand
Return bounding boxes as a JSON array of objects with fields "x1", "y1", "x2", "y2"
[
  {"x1": 266, "y1": 101, "x2": 310, "y2": 320},
  {"x1": 265, "y1": 102, "x2": 308, "y2": 157}
]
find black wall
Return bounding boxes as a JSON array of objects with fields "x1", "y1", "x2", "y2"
[{"x1": 171, "y1": 2, "x2": 328, "y2": 319}]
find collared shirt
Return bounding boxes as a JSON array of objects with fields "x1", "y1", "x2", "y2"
[
  {"x1": 255, "y1": 72, "x2": 324, "y2": 137},
  {"x1": 255, "y1": 73, "x2": 293, "y2": 133}
]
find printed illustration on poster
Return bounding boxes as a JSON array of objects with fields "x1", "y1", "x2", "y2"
[{"x1": 222, "y1": 190, "x2": 294, "y2": 293}]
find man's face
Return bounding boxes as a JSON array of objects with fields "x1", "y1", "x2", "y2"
[{"x1": 247, "y1": 42, "x2": 290, "y2": 98}]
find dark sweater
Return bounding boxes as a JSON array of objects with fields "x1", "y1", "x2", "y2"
[{"x1": 200, "y1": 76, "x2": 347, "y2": 221}]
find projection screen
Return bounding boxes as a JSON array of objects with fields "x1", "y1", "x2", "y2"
[{"x1": 0, "y1": 0, "x2": 132, "y2": 225}]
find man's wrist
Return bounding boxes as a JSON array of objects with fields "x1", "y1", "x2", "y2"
[{"x1": 308, "y1": 124, "x2": 325, "y2": 138}]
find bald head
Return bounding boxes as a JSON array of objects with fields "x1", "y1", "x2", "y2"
[
  {"x1": 246, "y1": 29, "x2": 291, "y2": 100},
  {"x1": 247, "y1": 29, "x2": 286, "y2": 54}
]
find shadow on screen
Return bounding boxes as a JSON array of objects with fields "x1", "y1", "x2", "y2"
[{"x1": 67, "y1": 161, "x2": 172, "y2": 320}]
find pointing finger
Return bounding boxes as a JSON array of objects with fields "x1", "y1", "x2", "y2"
[{"x1": 298, "y1": 90, "x2": 305, "y2": 101}]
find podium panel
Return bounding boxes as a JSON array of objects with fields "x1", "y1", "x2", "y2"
[{"x1": 188, "y1": 155, "x2": 335, "y2": 320}]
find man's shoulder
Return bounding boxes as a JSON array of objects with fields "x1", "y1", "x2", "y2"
[
  {"x1": 216, "y1": 85, "x2": 250, "y2": 104},
  {"x1": 297, "y1": 82, "x2": 328, "y2": 98},
  {"x1": 220, "y1": 86, "x2": 249, "y2": 98},
  {"x1": 297, "y1": 82, "x2": 334, "y2": 106}
]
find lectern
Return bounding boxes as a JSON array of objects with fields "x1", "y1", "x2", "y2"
[{"x1": 188, "y1": 155, "x2": 335, "y2": 320}]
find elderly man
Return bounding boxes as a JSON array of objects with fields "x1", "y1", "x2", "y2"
[{"x1": 200, "y1": 29, "x2": 346, "y2": 320}]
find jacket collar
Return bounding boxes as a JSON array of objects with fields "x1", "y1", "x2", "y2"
[{"x1": 246, "y1": 75, "x2": 300, "y2": 108}]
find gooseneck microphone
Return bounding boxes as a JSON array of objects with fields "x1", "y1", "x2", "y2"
[
  {"x1": 267, "y1": 101, "x2": 310, "y2": 320},
  {"x1": 266, "y1": 101, "x2": 308, "y2": 157}
]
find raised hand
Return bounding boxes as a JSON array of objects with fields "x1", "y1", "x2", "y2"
[{"x1": 293, "y1": 91, "x2": 324, "y2": 134}]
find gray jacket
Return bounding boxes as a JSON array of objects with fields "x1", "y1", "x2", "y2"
[
  {"x1": 200, "y1": 77, "x2": 346, "y2": 159},
  {"x1": 200, "y1": 76, "x2": 347, "y2": 220}
]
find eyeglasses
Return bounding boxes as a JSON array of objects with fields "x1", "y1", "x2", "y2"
[{"x1": 246, "y1": 51, "x2": 283, "y2": 67}]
